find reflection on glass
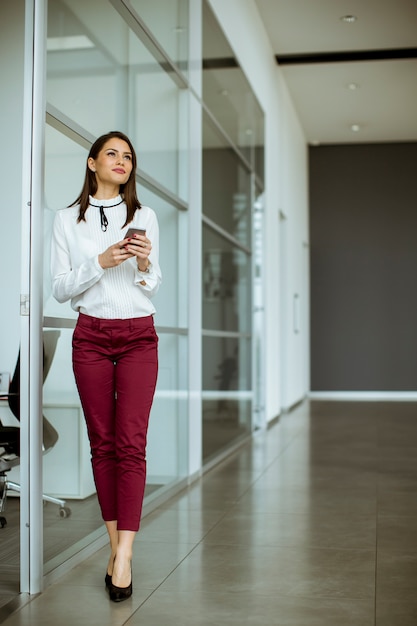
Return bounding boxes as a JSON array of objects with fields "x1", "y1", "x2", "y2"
[
  {"x1": 203, "y1": 227, "x2": 251, "y2": 333},
  {"x1": 203, "y1": 336, "x2": 251, "y2": 392},
  {"x1": 203, "y1": 114, "x2": 252, "y2": 246},
  {"x1": 47, "y1": 0, "x2": 187, "y2": 199},
  {"x1": 40, "y1": 326, "x2": 101, "y2": 570},
  {"x1": 129, "y1": 0, "x2": 189, "y2": 73},
  {"x1": 202, "y1": 0, "x2": 264, "y2": 181},
  {"x1": 202, "y1": 335, "x2": 251, "y2": 461}
]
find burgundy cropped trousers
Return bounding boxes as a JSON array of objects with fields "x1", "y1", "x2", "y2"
[{"x1": 72, "y1": 313, "x2": 158, "y2": 531}]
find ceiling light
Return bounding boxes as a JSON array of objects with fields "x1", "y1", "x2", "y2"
[
  {"x1": 340, "y1": 15, "x2": 357, "y2": 23},
  {"x1": 347, "y1": 82, "x2": 359, "y2": 90},
  {"x1": 350, "y1": 124, "x2": 360, "y2": 132}
]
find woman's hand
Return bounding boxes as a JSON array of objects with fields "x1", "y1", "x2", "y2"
[
  {"x1": 123, "y1": 232, "x2": 152, "y2": 272},
  {"x1": 98, "y1": 241, "x2": 135, "y2": 269}
]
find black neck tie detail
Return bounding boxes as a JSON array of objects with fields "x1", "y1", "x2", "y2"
[
  {"x1": 89, "y1": 198, "x2": 124, "y2": 232},
  {"x1": 99, "y1": 206, "x2": 108, "y2": 232}
]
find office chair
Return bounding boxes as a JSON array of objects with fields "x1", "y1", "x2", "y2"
[{"x1": 0, "y1": 330, "x2": 71, "y2": 528}]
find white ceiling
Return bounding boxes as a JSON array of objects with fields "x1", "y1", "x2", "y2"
[{"x1": 254, "y1": 0, "x2": 417, "y2": 144}]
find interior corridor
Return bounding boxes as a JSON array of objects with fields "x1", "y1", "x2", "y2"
[{"x1": 1, "y1": 399, "x2": 417, "y2": 625}]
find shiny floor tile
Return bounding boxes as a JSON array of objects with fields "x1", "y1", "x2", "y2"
[
  {"x1": 159, "y1": 542, "x2": 376, "y2": 599},
  {"x1": 375, "y1": 601, "x2": 417, "y2": 626},
  {"x1": 2, "y1": 399, "x2": 417, "y2": 626},
  {"x1": 377, "y1": 515, "x2": 417, "y2": 554},
  {"x1": 204, "y1": 510, "x2": 376, "y2": 550},
  {"x1": 125, "y1": 590, "x2": 375, "y2": 626},
  {"x1": 376, "y1": 551, "x2": 417, "y2": 603},
  {"x1": 235, "y1": 485, "x2": 377, "y2": 517}
]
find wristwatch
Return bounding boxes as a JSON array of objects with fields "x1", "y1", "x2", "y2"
[{"x1": 138, "y1": 261, "x2": 151, "y2": 273}]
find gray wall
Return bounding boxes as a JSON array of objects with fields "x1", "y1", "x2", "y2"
[{"x1": 310, "y1": 142, "x2": 417, "y2": 391}]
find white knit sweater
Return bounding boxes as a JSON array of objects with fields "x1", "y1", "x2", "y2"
[{"x1": 51, "y1": 195, "x2": 161, "y2": 319}]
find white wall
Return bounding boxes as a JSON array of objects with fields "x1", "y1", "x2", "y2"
[
  {"x1": 278, "y1": 81, "x2": 309, "y2": 409},
  {"x1": 208, "y1": 0, "x2": 309, "y2": 417}
]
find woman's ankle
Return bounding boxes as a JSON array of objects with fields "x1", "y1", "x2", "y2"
[{"x1": 107, "y1": 552, "x2": 117, "y2": 575}]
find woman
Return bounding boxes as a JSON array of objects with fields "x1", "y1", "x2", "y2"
[{"x1": 51, "y1": 131, "x2": 161, "y2": 602}]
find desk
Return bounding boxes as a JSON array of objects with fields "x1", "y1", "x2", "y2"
[{"x1": 1, "y1": 399, "x2": 95, "y2": 500}]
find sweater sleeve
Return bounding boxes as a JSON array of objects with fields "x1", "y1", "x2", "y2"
[{"x1": 50, "y1": 210, "x2": 105, "y2": 304}]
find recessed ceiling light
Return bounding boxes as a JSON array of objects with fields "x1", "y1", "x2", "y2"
[
  {"x1": 340, "y1": 15, "x2": 357, "y2": 23},
  {"x1": 350, "y1": 124, "x2": 360, "y2": 132},
  {"x1": 347, "y1": 82, "x2": 359, "y2": 90}
]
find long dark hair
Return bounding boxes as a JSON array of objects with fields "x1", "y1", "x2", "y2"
[{"x1": 70, "y1": 131, "x2": 141, "y2": 227}]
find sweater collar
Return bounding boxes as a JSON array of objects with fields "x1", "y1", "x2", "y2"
[{"x1": 89, "y1": 194, "x2": 123, "y2": 208}]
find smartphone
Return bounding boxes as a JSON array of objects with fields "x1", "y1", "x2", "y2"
[
  {"x1": 120, "y1": 227, "x2": 146, "y2": 249},
  {"x1": 124, "y1": 227, "x2": 146, "y2": 239}
]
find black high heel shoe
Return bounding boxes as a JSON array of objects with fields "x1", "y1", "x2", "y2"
[
  {"x1": 109, "y1": 566, "x2": 132, "y2": 602},
  {"x1": 109, "y1": 578, "x2": 132, "y2": 602},
  {"x1": 105, "y1": 573, "x2": 112, "y2": 589}
]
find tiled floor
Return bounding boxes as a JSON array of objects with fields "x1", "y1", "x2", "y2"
[{"x1": 2, "y1": 399, "x2": 417, "y2": 625}]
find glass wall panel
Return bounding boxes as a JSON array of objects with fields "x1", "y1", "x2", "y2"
[
  {"x1": 44, "y1": 125, "x2": 88, "y2": 322},
  {"x1": 203, "y1": 227, "x2": 251, "y2": 334},
  {"x1": 47, "y1": 0, "x2": 188, "y2": 199},
  {"x1": 128, "y1": 0, "x2": 189, "y2": 73},
  {"x1": 202, "y1": 335, "x2": 251, "y2": 461},
  {"x1": 0, "y1": 5, "x2": 25, "y2": 597},
  {"x1": 203, "y1": 114, "x2": 252, "y2": 248},
  {"x1": 148, "y1": 332, "x2": 188, "y2": 484},
  {"x1": 42, "y1": 124, "x2": 189, "y2": 570},
  {"x1": 41, "y1": 325, "x2": 101, "y2": 572},
  {"x1": 138, "y1": 188, "x2": 184, "y2": 329},
  {"x1": 43, "y1": 0, "x2": 190, "y2": 574},
  {"x1": 201, "y1": 0, "x2": 265, "y2": 461},
  {"x1": 202, "y1": 1, "x2": 264, "y2": 181}
]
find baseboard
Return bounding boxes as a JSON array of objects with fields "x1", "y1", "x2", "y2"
[{"x1": 309, "y1": 391, "x2": 417, "y2": 401}]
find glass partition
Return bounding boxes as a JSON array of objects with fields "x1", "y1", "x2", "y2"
[
  {"x1": 138, "y1": 188, "x2": 186, "y2": 329},
  {"x1": 47, "y1": 0, "x2": 188, "y2": 200},
  {"x1": 203, "y1": 114, "x2": 252, "y2": 248},
  {"x1": 128, "y1": 0, "x2": 189, "y2": 73},
  {"x1": 202, "y1": 334, "x2": 252, "y2": 461},
  {"x1": 201, "y1": 0, "x2": 264, "y2": 460},
  {"x1": 43, "y1": 0, "x2": 189, "y2": 574},
  {"x1": 202, "y1": 1, "x2": 264, "y2": 180},
  {"x1": 203, "y1": 227, "x2": 251, "y2": 334},
  {"x1": 1, "y1": 0, "x2": 267, "y2": 600},
  {"x1": 0, "y1": 5, "x2": 25, "y2": 598},
  {"x1": 148, "y1": 332, "x2": 188, "y2": 484},
  {"x1": 202, "y1": 221, "x2": 252, "y2": 462}
]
